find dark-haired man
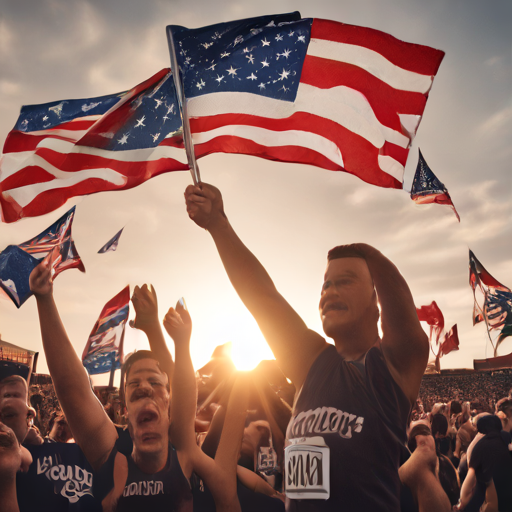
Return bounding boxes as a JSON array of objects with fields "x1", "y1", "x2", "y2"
[
  {"x1": 0, "y1": 374, "x2": 100, "y2": 511},
  {"x1": 29, "y1": 261, "x2": 247, "y2": 512},
  {"x1": 185, "y1": 183, "x2": 429, "y2": 512}
]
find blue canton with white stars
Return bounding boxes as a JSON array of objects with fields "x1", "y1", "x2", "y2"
[
  {"x1": 13, "y1": 93, "x2": 124, "y2": 133},
  {"x1": 169, "y1": 12, "x2": 312, "y2": 103},
  {"x1": 411, "y1": 150, "x2": 448, "y2": 198},
  {"x1": 96, "y1": 72, "x2": 183, "y2": 151}
]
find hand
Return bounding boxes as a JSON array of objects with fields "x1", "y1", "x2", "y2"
[
  {"x1": 0, "y1": 422, "x2": 23, "y2": 478},
  {"x1": 131, "y1": 284, "x2": 159, "y2": 331},
  {"x1": 29, "y1": 255, "x2": 54, "y2": 298},
  {"x1": 163, "y1": 300, "x2": 192, "y2": 347},
  {"x1": 184, "y1": 183, "x2": 226, "y2": 231}
]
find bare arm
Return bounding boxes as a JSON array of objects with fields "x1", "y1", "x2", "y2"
[
  {"x1": 164, "y1": 305, "x2": 248, "y2": 512},
  {"x1": 29, "y1": 260, "x2": 118, "y2": 470},
  {"x1": 131, "y1": 284, "x2": 174, "y2": 382},
  {"x1": 352, "y1": 244, "x2": 429, "y2": 404},
  {"x1": 458, "y1": 467, "x2": 477, "y2": 510},
  {"x1": 185, "y1": 183, "x2": 327, "y2": 389},
  {"x1": 399, "y1": 435, "x2": 452, "y2": 512}
]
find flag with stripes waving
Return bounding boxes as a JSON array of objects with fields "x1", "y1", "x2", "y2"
[{"x1": 0, "y1": 12, "x2": 444, "y2": 223}]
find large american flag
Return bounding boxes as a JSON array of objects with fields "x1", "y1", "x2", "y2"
[
  {"x1": 1, "y1": 12, "x2": 444, "y2": 223},
  {"x1": 172, "y1": 13, "x2": 444, "y2": 187}
]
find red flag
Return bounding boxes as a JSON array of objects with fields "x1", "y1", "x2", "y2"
[
  {"x1": 417, "y1": 301, "x2": 445, "y2": 344},
  {"x1": 439, "y1": 324, "x2": 459, "y2": 357}
]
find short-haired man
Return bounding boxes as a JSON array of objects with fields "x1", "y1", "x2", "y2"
[
  {"x1": 185, "y1": 183, "x2": 429, "y2": 511},
  {"x1": 29, "y1": 260, "x2": 248, "y2": 512},
  {"x1": 0, "y1": 374, "x2": 101, "y2": 511}
]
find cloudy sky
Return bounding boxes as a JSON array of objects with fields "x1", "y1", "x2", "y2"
[{"x1": 1, "y1": 0, "x2": 511, "y2": 384}]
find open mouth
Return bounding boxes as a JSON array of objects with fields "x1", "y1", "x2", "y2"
[{"x1": 136, "y1": 408, "x2": 159, "y2": 425}]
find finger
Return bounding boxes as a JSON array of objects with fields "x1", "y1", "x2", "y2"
[{"x1": 187, "y1": 193, "x2": 208, "y2": 204}]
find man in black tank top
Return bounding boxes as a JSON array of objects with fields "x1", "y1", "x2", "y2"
[
  {"x1": 185, "y1": 183, "x2": 430, "y2": 512},
  {"x1": 29, "y1": 262, "x2": 248, "y2": 512}
]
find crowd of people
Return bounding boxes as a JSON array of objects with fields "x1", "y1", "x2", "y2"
[
  {"x1": 1, "y1": 182, "x2": 511, "y2": 512},
  {"x1": 420, "y1": 371, "x2": 512, "y2": 413}
]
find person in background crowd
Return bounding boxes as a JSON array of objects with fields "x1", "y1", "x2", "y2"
[{"x1": 46, "y1": 411, "x2": 73, "y2": 443}]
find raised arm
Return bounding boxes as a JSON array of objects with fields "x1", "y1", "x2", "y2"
[
  {"x1": 164, "y1": 301, "x2": 196, "y2": 479},
  {"x1": 185, "y1": 183, "x2": 327, "y2": 389},
  {"x1": 352, "y1": 244, "x2": 429, "y2": 404},
  {"x1": 29, "y1": 259, "x2": 118, "y2": 469},
  {"x1": 131, "y1": 284, "x2": 174, "y2": 382}
]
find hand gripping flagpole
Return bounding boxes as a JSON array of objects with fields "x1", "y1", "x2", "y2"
[{"x1": 166, "y1": 27, "x2": 201, "y2": 187}]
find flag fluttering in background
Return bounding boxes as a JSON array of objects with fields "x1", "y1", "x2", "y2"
[
  {"x1": 410, "y1": 149, "x2": 460, "y2": 221},
  {"x1": 469, "y1": 249, "x2": 512, "y2": 356},
  {"x1": 169, "y1": 13, "x2": 444, "y2": 190},
  {"x1": 0, "y1": 71, "x2": 188, "y2": 223},
  {"x1": 82, "y1": 286, "x2": 130, "y2": 375},
  {"x1": 417, "y1": 300, "x2": 445, "y2": 344},
  {"x1": 0, "y1": 206, "x2": 84, "y2": 307},
  {"x1": 439, "y1": 324, "x2": 459, "y2": 357},
  {"x1": 98, "y1": 227, "x2": 124, "y2": 254}
]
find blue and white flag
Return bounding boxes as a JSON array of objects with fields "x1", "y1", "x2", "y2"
[{"x1": 98, "y1": 228, "x2": 124, "y2": 254}]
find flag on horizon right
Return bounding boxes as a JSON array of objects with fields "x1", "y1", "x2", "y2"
[
  {"x1": 169, "y1": 12, "x2": 444, "y2": 190},
  {"x1": 410, "y1": 149, "x2": 460, "y2": 221},
  {"x1": 469, "y1": 249, "x2": 512, "y2": 356},
  {"x1": 82, "y1": 286, "x2": 130, "y2": 375}
]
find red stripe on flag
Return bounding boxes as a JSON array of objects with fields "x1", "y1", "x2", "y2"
[
  {"x1": 3, "y1": 131, "x2": 81, "y2": 153},
  {"x1": 1, "y1": 166, "x2": 55, "y2": 191},
  {"x1": 301, "y1": 55, "x2": 428, "y2": 130},
  {"x1": 311, "y1": 19, "x2": 445, "y2": 76}
]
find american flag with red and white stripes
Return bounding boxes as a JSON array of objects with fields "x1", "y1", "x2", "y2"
[{"x1": 0, "y1": 12, "x2": 444, "y2": 223}]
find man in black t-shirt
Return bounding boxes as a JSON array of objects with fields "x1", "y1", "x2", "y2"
[
  {"x1": 460, "y1": 415, "x2": 512, "y2": 512},
  {"x1": 185, "y1": 183, "x2": 429, "y2": 512}
]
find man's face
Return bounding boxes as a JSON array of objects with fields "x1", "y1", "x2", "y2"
[
  {"x1": 125, "y1": 359, "x2": 170, "y2": 455},
  {"x1": 319, "y1": 257, "x2": 377, "y2": 339},
  {"x1": 0, "y1": 380, "x2": 30, "y2": 443},
  {"x1": 49, "y1": 413, "x2": 72, "y2": 443}
]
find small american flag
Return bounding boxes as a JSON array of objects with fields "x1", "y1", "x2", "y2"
[
  {"x1": 82, "y1": 285, "x2": 130, "y2": 375},
  {"x1": 410, "y1": 149, "x2": 460, "y2": 221},
  {"x1": 0, "y1": 206, "x2": 83, "y2": 307},
  {"x1": 98, "y1": 227, "x2": 124, "y2": 254}
]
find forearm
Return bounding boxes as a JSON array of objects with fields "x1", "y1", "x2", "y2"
[
  {"x1": 361, "y1": 245, "x2": 423, "y2": 333},
  {"x1": 34, "y1": 293, "x2": 115, "y2": 465},
  {"x1": 35, "y1": 294, "x2": 94, "y2": 411},
  {"x1": 208, "y1": 218, "x2": 278, "y2": 309},
  {"x1": 171, "y1": 343, "x2": 197, "y2": 450},
  {"x1": 140, "y1": 322, "x2": 174, "y2": 382},
  {"x1": 0, "y1": 477, "x2": 19, "y2": 512}
]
